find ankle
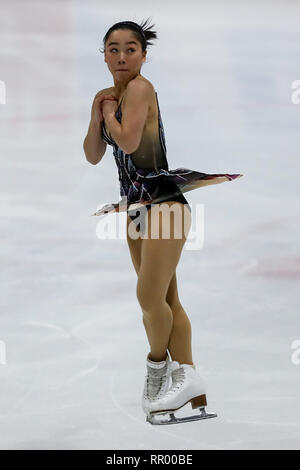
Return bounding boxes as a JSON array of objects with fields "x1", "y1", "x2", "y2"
[{"x1": 148, "y1": 352, "x2": 168, "y2": 362}]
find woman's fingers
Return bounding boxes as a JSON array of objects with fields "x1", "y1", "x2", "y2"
[{"x1": 102, "y1": 94, "x2": 117, "y2": 100}]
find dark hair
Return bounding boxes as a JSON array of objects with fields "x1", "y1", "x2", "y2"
[{"x1": 99, "y1": 17, "x2": 158, "y2": 54}]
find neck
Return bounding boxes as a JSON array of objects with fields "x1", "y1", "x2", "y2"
[{"x1": 113, "y1": 72, "x2": 141, "y2": 97}]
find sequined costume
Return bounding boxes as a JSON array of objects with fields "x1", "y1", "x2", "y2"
[{"x1": 93, "y1": 91, "x2": 242, "y2": 218}]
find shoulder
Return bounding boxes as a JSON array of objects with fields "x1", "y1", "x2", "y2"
[{"x1": 126, "y1": 76, "x2": 154, "y2": 98}]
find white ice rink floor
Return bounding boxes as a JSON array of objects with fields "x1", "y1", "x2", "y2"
[{"x1": 1, "y1": 0, "x2": 300, "y2": 450}]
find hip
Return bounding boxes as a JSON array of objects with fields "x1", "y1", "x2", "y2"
[{"x1": 127, "y1": 179, "x2": 191, "y2": 222}]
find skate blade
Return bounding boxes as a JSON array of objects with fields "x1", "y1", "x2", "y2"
[{"x1": 146, "y1": 407, "x2": 217, "y2": 425}]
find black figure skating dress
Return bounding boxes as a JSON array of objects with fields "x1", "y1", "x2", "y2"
[{"x1": 93, "y1": 91, "x2": 242, "y2": 217}]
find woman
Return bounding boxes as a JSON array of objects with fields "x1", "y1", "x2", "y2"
[{"x1": 83, "y1": 19, "x2": 242, "y2": 424}]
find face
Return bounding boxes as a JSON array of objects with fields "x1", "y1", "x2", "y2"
[{"x1": 104, "y1": 29, "x2": 146, "y2": 78}]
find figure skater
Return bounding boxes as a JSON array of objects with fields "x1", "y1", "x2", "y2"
[{"x1": 83, "y1": 18, "x2": 242, "y2": 424}]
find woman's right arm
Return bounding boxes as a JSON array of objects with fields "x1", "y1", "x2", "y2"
[{"x1": 83, "y1": 90, "x2": 117, "y2": 165}]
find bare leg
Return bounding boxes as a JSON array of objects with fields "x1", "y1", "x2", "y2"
[
  {"x1": 165, "y1": 273, "x2": 193, "y2": 365},
  {"x1": 126, "y1": 205, "x2": 193, "y2": 364},
  {"x1": 136, "y1": 202, "x2": 192, "y2": 362}
]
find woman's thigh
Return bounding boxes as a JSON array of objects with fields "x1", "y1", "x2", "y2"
[
  {"x1": 127, "y1": 213, "x2": 179, "y2": 305},
  {"x1": 141, "y1": 201, "x2": 191, "y2": 241},
  {"x1": 126, "y1": 214, "x2": 142, "y2": 276},
  {"x1": 126, "y1": 200, "x2": 191, "y2": 271},
  {"x1": 136, "y1": 202, "x2": 191, "y2": 307},
  {"x1": 137, "y1": 234, "x2": 186, "y2": 303},
  {"x1": 126, "y1": 203, "x2": 191, "y2": 306}
]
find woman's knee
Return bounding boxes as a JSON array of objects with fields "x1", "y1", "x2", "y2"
[
  {"x1": 136, "y1": 277, "x2": 166, "y2": 313},
  {"x1": 168, "y1": 301, "x2": 184, "y2": 316}
]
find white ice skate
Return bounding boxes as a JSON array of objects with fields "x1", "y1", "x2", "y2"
[
  {"x1": 146, "y1": 361, "x2": 217, "y2": 425},
  {"x1": 142, "y1": 352, "x2": 172, "y2": 414}
]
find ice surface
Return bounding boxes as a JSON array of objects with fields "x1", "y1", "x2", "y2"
[{"x1": 0, "y1": 0, "x2": 300, "y2": 450}]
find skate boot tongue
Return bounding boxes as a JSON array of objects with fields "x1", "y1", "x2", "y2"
[
  {"x1": 170, "y1": 361, "x2": 195, "y2": 372},
  {"x1": 170, "y1": 360, "x2": 180, "y2": 372},
  {"x1": 143, "y1": 353, "x2": 171, "y2": 407}
]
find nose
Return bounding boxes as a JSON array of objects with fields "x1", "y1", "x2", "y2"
[{"x1": 118, "y1": 51, "x2": 126, "y2": 62}]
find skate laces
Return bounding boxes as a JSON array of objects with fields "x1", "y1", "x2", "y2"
[
  {"x1": 165, "y1": 363, "x2": 186, "y2": 396},
  {"x1": 144, "y1": 364, "x2": 169, "y2": 400}
]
